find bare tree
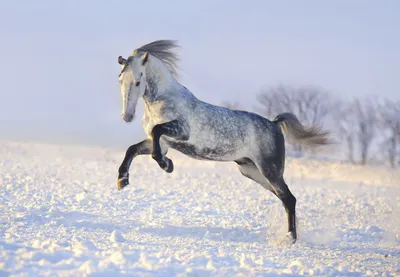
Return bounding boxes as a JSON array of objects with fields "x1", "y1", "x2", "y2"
[
  {"x1": 255, "y1": 90, "x2": 275, "y2": 119},
  {"x1": 350, "y1": 98, "x2": 378, "y2": 165},
  {"x1": 256, "y1": 84, "x2": 331, "y2": 124},
  {"x1": 378, "y1": 99, "x2": 400, "y2": 168},
  {"x1": 255, "y1": 84, "x2": 332, "y2": 154},
  {"x1": 335, "y1": 99, "x2": 356, "y2": 163}
]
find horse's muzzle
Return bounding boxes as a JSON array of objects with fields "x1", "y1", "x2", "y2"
[{"x1": 122, "y1": 113, "x2": 134, "y2": 122}]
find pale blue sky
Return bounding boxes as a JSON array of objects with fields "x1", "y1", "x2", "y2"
[{"x1": 0, "y1": 0, "x2": 399, "y2": 147}]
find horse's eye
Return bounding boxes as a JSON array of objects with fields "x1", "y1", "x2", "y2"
[
  {"x1": 140, "y1": 72, "x2": 143, "y2": 77},
  {"x1": 136, "y1": 81, "x2": 141, "y2": 87}
]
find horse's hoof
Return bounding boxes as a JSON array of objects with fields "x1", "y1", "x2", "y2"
[
  {"x1": 157, "y1": 156, "x2": 174, "y2": 173},
  {"x1": 280, "y1": 232, "x2": 297, "y2": 245},
  {"x1": 117, "y1": 176, "x2": 129, "y2": 190},
  {"x1": 165, "y1": 159, "x2": 174, "y2": 173}
]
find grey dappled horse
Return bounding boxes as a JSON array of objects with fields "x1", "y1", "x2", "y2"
[{"x1": 116, "y1": 40, "x2": 331, "y2": 244}]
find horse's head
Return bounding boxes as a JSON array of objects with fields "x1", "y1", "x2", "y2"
[{"x1": 117, "y1": 51, "x2": 149, "y2": 122}]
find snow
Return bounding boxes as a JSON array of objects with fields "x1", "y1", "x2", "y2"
[{"x1": 0, "y1": 139, "x2": 399, "y2": 276}]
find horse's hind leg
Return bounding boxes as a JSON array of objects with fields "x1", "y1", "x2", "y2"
[
  {"x1": 254, "y1": 158, "x2": 297, "y2": 243},
  {"x1": 237, "y1": 157, "x2": 297, "y2": 243},
  {"x1": 273, "y1": 177, "x2": 297, "y2": 243}
]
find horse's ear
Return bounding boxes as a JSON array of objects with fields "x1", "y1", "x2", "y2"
[
  {"x1": 141, "y1": 52, "x2": 149, "y2": 65},
  {"x1": 118, "y1": 56, "x2": 126, "y2": 65}
]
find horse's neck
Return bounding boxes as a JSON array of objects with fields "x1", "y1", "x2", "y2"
[{"x1": 143, "y1": 57, "x2": 179, "y2": 102}]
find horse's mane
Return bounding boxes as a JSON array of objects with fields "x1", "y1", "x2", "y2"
[{"x1": 133, "y1": 40, "x2": 181, "y2": 78}]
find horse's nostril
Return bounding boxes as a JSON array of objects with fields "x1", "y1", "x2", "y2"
[{"x1": 122, "y1": 114, "x2": 134, "y2": 122}]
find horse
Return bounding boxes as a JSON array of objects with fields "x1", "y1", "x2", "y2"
[{"x1": 115, "y1": 40, "x2": 331, "y2": 244}]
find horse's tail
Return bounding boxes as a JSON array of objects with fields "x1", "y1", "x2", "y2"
[{"x1": 273, "y1": 112, "x2": 332, "y2": 147}]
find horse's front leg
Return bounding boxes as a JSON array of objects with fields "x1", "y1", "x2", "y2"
[
  {"x1": 151, "y1": 119, "x2": 190, "y2": 172},
  {"x1": 117, "y1": 139, "x2": 152, "y2": 190}
]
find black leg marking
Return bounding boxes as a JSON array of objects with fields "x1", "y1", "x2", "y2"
[
  {"x1": 117, "y1": 139, "x2": 152, "y2": 190},
  {"x1": 276, "y1": 179, "x2": 297, "y2": 242},
  {"x1": 269, "y1": 177, "x2": 297, "y2": 243},
  {"x1": 253, "y1": 159, "x2": 297, "y2": 244},
  {"x1": 151, "y1": 120, "x2": 189, "y2": 172}
]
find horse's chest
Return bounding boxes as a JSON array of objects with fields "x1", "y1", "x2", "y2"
[
  {"x1": 141, "y1": 103, "x2": 174, "y2": 137},
  {"x1": 142, "y1": 114, "x2": 161, "y2": 137}
]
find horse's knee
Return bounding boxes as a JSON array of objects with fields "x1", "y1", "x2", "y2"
[{"x1": 126, "y1": 144, "x2": 138, "y2": 156}]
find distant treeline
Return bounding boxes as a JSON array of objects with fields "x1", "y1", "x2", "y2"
[{"x1": 221, "y1": 84, "x2": 400, "y2": 168}]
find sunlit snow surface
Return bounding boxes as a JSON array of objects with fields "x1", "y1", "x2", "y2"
[{"x1": 0, "y1": 140, "x2": 399, "y2": 276}]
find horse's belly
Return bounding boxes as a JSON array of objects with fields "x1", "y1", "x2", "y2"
[{"x1": 166, "y1": 138, "x2": 244, "y2": 161}]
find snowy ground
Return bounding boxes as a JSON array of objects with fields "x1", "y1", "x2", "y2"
[{"x1": 0, "y1": 139, "x2": 399, "y2": 276}]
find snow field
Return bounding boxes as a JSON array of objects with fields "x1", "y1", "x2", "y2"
[{"x1": 0, "y1": 140, "x2": 399, "y2": 276}]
